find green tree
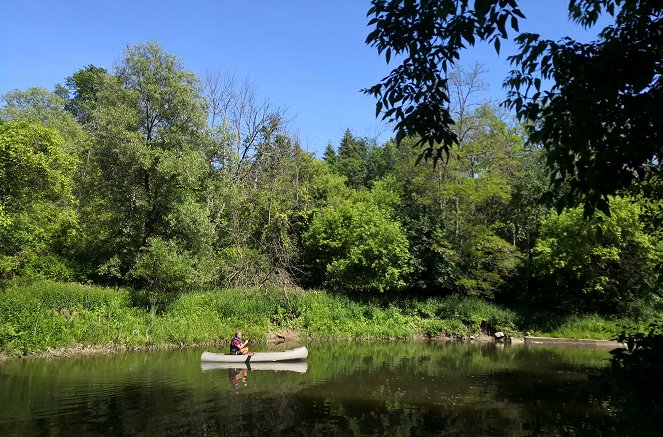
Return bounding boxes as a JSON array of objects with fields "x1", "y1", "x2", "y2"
[
  {"x1": 248, "y1": 125, "x2": 312, "y2": 287},
  {"x1": 455, "y1": 226, "x2": 522, "y2": 298},
  {"x1": 385, "y1": 96, "x2": 525, "y2": 298},
  {"x1": 303, "y1": 188, "x2": 411, "y2": 294},
  {"x1": 200, "y1": 71, "x2": 317, "y2": 289},
  {"x1": 531, "y1": 197, "x2": 661, "y2": 315},
  {"x1": 1, "y1": 86, "x2": 108, "y2": 280},
  {"x1": 56, "y1": 64, "x2": 109, "y2": 126},
  {"x1": 334, "y1": 129, "x2": 372, "y2": 189},
  {"x1": 326, "y1": 129, "x2": 398, "y2": 190},
  {"x1": 377, "y1": 136, "x2": 458, "y2": 294},
  {"x1": 201, "y1": 72, "x2": 320, "y2": 288},
  {"x1": 368, "y1": 139, "x2": 399, "y2": 182},
  {"x1": 116, "y1": 41, "x2": 206, "y2": 145},
  {"x1": 322, "y1": 143, "x2": 337, "y2": 168},
  {"x1": 85, "y1": 42, "x2": 214, "y2": 290},
  {"x1": 0, "y1": 120, "x2": 78, "y2": 279},
  {"x1": 365, "y1": 0, "x2": 662, "y2": 215},
  {"x1": 1, "y1": 87, "x2": 88, "y2": 152}
]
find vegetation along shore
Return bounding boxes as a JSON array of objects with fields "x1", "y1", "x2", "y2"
[{"x1": 1, "y1": 281, "x2": 657, "y2": 360}]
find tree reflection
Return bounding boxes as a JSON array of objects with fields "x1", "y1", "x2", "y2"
[{"x1": 1, "y1": 343, "x2": 656, "y2": 435}]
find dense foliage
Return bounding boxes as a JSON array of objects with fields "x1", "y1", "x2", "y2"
[
  {"x1": 0, "y1": 281, "x2": 556, "y2": 357},
  {"x1": 0, "y1": 41, "x2": 661, "y2": 322},
  {"x1": 0, "y1": 120, "x2": 78, "y2": 279},
  {"x1": 531, "y1": 198, "x2": 662, "y2": 314},
  {"x1": 365, "y1": 0, "x2": 662, "y2": 216}
]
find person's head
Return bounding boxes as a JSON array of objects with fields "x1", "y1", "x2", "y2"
[{"x1": 235, "y1": 331, "x2": 242, "y2": 338}]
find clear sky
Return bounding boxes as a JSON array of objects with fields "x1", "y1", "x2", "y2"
[{"x1": 1, "y1": 1, "x2": 611, "y2": 155}]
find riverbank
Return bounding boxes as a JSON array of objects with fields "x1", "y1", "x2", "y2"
[
  {"x1": 0, "y1": 334, "x2": 626, "y2": 363},
  {"x1": 0, "y1": 328, "x2": 305, "y2": 362},
  {"x1": 524, "y1": 336, "x2": 624, "y2": 348},
  {"x1": 0, "y1": 280, "x2": 650, "y2": 360}
]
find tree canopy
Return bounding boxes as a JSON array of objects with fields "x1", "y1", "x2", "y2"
[{"x1": 365, "y1": 0, "x2": 662, "y2": 215}]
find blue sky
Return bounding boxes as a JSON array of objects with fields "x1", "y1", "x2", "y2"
[{"x1": 1, "y1": 1, "x2": 611, "y2": 155}]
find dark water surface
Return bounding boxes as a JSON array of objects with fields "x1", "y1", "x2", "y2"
[{"x1": 0, "y1": 342, "x2": 636, "y2": 436}]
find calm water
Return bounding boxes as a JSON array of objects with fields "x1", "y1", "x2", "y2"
[{"x1": 0, "y1": 342, "x2": 640, "y2": 436}]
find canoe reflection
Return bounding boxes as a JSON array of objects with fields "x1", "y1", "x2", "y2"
[{"x1": 200, "y1": 361, "x2": 308, "y2": 373}]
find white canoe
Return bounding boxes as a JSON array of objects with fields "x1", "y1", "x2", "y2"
[
  {"x1": 200, "y1": 361, "x2": 308, "y2": 373},
  {"x1": 200, "y1": 346, "x2": 308, "y2": 363}
]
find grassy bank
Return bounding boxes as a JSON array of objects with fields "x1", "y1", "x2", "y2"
[{"x1": 0, "y1": 280, "x2": 651, "y2": 358}]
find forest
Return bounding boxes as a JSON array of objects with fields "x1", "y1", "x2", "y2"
[{"x1": 1, "y1": 41, "x2": 661, "y2": 320}]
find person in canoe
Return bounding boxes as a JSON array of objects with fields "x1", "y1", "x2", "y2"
[{"x1": 230, "y1": 331, "x2": 250, "y2": 355}]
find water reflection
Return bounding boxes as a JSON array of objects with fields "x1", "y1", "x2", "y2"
[
  {"x1": 0, "y1": 342, "x2": 653, "y2": 436},
  {"x1": 200, "y1": 361, "x2": 309, "y2": 373},
  {"x1": 228, "y1": 367, "x2": 248, "y2": 390}
]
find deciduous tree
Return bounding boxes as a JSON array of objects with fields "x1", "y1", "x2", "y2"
[
  {"x1": 0, "y1": 120, "x2": 78, "y2": 279},
  {"x1": 531, "y1": 197, "x2": 661, "y2": 314},
  {"x1": 86, "y1": 42, "x2": 214, "y2": 289},
  {"x1": 303, "y1": 188, "x2": 410, "y2": 293},
  {"x1": 365, "y1": 0, "x2": 662, "y2": 215}
]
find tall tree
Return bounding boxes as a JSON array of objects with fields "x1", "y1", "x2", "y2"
[
  {"x1": 326, "y1": 129, "x2": 394, "y2": 189},
  {"x1": 56, "y1": 65, "x2": 109, "y2": 126},
  {"x1": 385, "y1": 65, "x2": 525, "y2": 298},
  {"x1": 201, "y1": 69, "x2": 286, "y2": 182},
  {"x1": 201, "y1": 71, "x2": 309, "y2": 288},
  {"x1": 331, "y1": 129, "x2": 371, "y2": 189},
  {"x1": 86, "y1": 42, "x2": 214, "y2": 289},
  {"x1": 322, "y1": 143, "x2": 338, "y2": 168}
]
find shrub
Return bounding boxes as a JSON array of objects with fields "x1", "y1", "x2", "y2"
[
  {"x1": 217, "y1": 247, "x2": 272, "y2": 289},
  {"x1": 303, "y1": 199, "x2": 410, "y2": 293},
  {"x1": 531, "y1": 198, "x2": 661, "y2": 315},
  {"x1": 129, "y1": 237, "x2": 196, "y2": 293}
]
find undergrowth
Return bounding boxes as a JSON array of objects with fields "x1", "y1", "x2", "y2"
[{"x1": 0, "y1": 280, "x2": 652, "y2": 357}]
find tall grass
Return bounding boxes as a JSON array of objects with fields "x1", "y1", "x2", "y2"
[
  {"x1": 526, "y1": 314, "x2": 630, "y2": 339},
  {"x1": 1, "y1": 280, "x2": 652, "y2": 357}
]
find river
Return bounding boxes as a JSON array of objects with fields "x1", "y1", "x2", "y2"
[{"x1": 0, "y1": 341, "x2": 642, "y2": 436}]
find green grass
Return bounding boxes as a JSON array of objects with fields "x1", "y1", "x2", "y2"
[
  {"x1": 1, "y1": 280, "x2": 658, "y2": 357},
  {"x1": 529, "y1": 314, "x2": 622, "y2": 339}
]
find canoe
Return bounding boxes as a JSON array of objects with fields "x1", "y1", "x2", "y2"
[
  {"x1": 200, "y1": 346, "x2": 308, "y2": 363},
  {"x1": 200, "y1": 361, "x2": 308, "y2": 373}
]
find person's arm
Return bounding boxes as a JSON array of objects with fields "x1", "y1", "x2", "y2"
[{"x1": 241, "y1": 339, "x2": 249, "y2": 347}]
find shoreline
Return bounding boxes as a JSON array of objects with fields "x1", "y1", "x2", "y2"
[
  {"x1": 0, "y1": 333, "x2": 623, "y2": 362},
  {"x1": 0, "y1": 342, "x2": 217, "y2": 363},
  {"x1": 524, "y1": 336, "x2": 624, "y2": 348},
  {"x1": 0, "y1": 329, "x2": 305, "y2": 362}
]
